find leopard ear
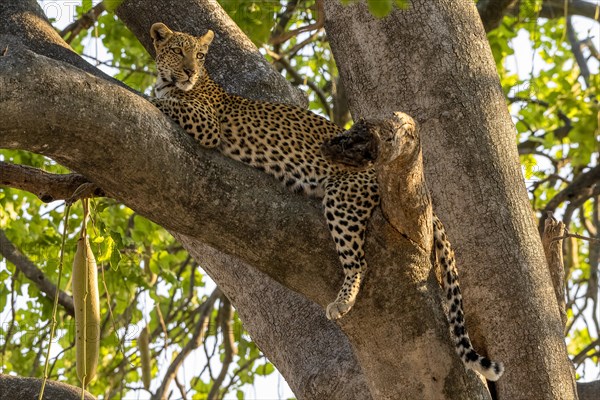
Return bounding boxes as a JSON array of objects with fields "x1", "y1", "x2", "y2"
[
  {"x1": 199, "y1": 30, "x2": 214, "y2": 47},
  {"x1": 150, "y1": 23, "x2": 173, "y2": 46}
]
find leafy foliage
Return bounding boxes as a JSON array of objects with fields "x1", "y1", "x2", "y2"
[
  {"x1": 341, "y1": 0, "x2": 408, "y2": 18},
  {"x1": 1, "y1": 1, "x2": 598, "y2": 398},
  {"x1": 487, "y1": 7, "x2": 599, "y2": 378}
]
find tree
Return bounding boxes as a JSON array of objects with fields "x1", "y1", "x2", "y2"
[{"x1": 1, "y1": 0, "x2": 598, "y2": 399}]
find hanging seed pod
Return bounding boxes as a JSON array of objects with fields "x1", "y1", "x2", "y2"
[
  {"x1": 138, "y1": 325, "x2": 152, "y2": 389},
  {"x1": 72, "y1": 232, "x2": 100, "y2": 386}
]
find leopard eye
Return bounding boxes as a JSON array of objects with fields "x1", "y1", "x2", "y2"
[
  {"x1": 171, "y1": 47, "x2": 182, "y2": 55},
  {"x1": 196, "y1": 52, "x2": 205, "y2": 60}
]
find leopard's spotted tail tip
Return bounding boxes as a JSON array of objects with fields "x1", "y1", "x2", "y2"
[{"x1": 472, "y1": 357, "x2": 504, "y2": 381}]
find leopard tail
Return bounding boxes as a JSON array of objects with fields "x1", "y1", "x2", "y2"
[{"x1": 433, "y1": 215, "x2": 505, "y2": 381}]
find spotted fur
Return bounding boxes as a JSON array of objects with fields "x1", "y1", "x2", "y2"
[
  {"x1": 433, "y1": 216, "x2": 504, "y2": 380},
  {"x1": 148, "y1": 23, "x2": 504, "y2": 381}
]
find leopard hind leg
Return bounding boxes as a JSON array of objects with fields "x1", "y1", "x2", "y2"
[{"x1": 323, "y1": 170, "x2": 379, "y2": 320}]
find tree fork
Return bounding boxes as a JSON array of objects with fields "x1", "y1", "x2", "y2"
[
  {"x1": 324, "y1": 0, "x2": 578, "y2": 397},
  {"x1": 0, "y1": 1, "x2": 372, "y2": 398}
]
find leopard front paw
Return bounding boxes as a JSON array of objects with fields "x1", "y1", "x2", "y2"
[{"x1": 326, "y1": 300, "x2": 354, "y2": 320}]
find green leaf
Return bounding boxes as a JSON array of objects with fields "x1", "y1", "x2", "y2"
[
  {"x1": 367, "y1": 0, "x2": 394, "y2": 18},
  {"x1": 104, "y1": 0, "x2": 124, "y2": 13}
]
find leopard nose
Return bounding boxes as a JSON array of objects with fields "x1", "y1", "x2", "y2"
[{"x1": 183, "y1": 67, "x2": 197, "y2": 77}]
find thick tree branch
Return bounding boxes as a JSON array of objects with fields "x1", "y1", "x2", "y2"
[
  {"x1": 578, "y1": 380, "x2": 600, "y2": 400},
  {"x1": 0, "y1": 374, "x2": 95, "y2": 400},
  {"x1": 538, "y1": 0, "x2": 600, "y2": 20},
  {"x1": 0, "y1": 161, "x2": 104, "y2": 203},
  {"x1": 541, "y1": 215, "x2": 568, "y2": 328},
  {"x1": 325, "y1": 0, "x2": 577, "y2": 397},
  {"x1": 0, "y1": 229, "x2": 75, "y2": 317},
  {"x1": 477, "y1": 0, "x2": 519, "y2": 32},
  {"x1": 0, "y1": 2, "x2": 372, "y2": 398},
  {"x1": 0, "y1": 46, "x2": 338, "y2": 306},
  {"x1": 0, "y1": 0, "x2": 130, "y2": 92},
  {"x1": 114, "y1": 0, "x2": 306, "y2": 106},
  {"x1": 541, "y1": 165, "x2": 600, "y2": 231}
]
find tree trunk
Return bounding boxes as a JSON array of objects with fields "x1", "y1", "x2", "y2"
[
  {"x1": 0, "y1": 0, "x2": 583, "y2": 399},
  {"x1": 0, "y1": 0, "x2": 490, "y2": 398},
  {"x1": 324, "y1": 0, "x2": 577, "y2": 398},
  {"x1": 0, "y1": 1, "x2": 370, "y2": 399}
]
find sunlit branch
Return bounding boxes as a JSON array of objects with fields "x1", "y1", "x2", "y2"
[
  {"x1": 269, "y1": 0, "x2": 324, "y2": 46},
  {"x1": 0, "y1": 161, "x2": 104, "y2": 203},
  {"x1": 207, "y1": 295, "x2": 235, "y2": 400},
  {"x1": 566, "y1": 17, "x2": 591, "y2": 88},
  {"x1": 0, "y1": 229, "x2": 75, "y2": 316},
  {"x1": 153, "y1": 289, "x2": 220, "y2": 400},
  {"x1": 60, "y1": 2, "x2": 106, "y2": 44},
  {"x1": 266, "y1": 48, "x2": 332, "y2": 119}
]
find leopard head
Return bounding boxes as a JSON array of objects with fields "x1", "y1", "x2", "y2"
[{"x1": 150, "y1": 23, "x2": 214, "y2": 91}]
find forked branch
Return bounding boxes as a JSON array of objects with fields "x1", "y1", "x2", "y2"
[{"x1": 322, "y1": 112, "x2": 432, "y2": 250}]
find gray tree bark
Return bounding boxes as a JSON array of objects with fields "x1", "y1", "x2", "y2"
[
  {"x1": 0, "y1": 0, "x2": 586, "y2": 399},
  {"x1": 324, "y1": 0, "x2": 578, "y2": 399},
  {"x1": 0, "y1": 1, "x2": 370, "y2": 399}
]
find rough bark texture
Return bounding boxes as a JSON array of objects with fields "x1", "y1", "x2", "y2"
[
  {"x1": 0, "y1": 48, "x2": 488, "y2": 397},
  {"x1": 0, "y1": 0, "x2": 586, "y2": 398},
  {"x1": 0, "y1": 2, "x2": 370, "y2": 398},
  {"x1": 578, "y1": 380, "x2": 600, "y2": 400},
  {"x1": 0, "y1": 374, "x2": 95, "y2": 400},
  {"x1": 541, "y1": 215, "x2": 568, "y2": 328},
  {"x1": 0, "y1": 161, "x2": 103, "y2": 203},
  {"x1": 324, "y1": 0, "x2": 577, "y2": 399}
]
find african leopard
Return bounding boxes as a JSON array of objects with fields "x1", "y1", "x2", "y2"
[{"x1": 148, "y1": 22, "x2": 504, "y2": 381}]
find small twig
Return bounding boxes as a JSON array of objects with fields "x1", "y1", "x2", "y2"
[
  {"x1": 80, "y1": 54, "x2": 155, "y2": 76},
  {"x1": 1, "y1": 269, "x2": 19, "y2": 359},
  {"x1": 285, "y1": 30, "x2": 322, "y2": 58},
  {"x1": 266, "y1": 48, "x2": 331, "y2": 118},
  {"x1": 174, "y1": 376, "x2": 188, "y2": 400},
  {"x1": 269, "y1": 0, "x2": 324, "y2": 45},
  {"x1": 60, "y1": 2, "x2": 106, "y2": 44},
  {"x1": 39, "y1": 204, "x2": 71, "y2": 399},
  {"x1": 151, "y1": 290, "x2": 220, "y2": 400},
  {"x1": 0, "y1": 161, "x2": 104, "y2": 203},
  {"x1": 207, "y1": 295, "x2": 235, "y2": 400},
  {"x1": 553, "y1": 233, "x2": 600, "y2": 242},
  {"x1": 566, "y1": 16, "x2": 591, "y2": 88}
]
